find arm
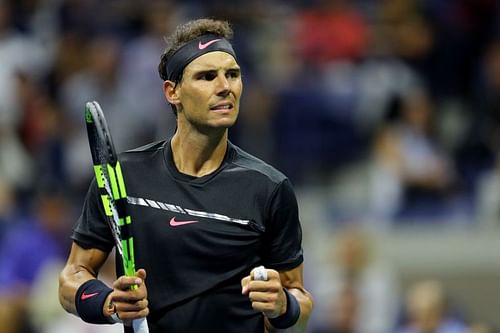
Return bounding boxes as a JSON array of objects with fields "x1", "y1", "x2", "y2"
[
  {"x1": 58, "y1": 242, "x2": 108, "y2": 315},
  {"x1": 270, "y1": 264, "x2": 314, "y2": 333},
  {"x1": 58, "y1": 242, "x2": 149, "y2": 323},
  {"x1": 241, "y1": 263, "x2": 314, "y2": 333}
]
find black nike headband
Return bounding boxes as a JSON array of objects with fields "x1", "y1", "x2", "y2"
[{"x1": 166, "y1": 34, "x2": 237, "y2": 82}]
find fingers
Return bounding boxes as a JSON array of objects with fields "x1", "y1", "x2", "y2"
[
  {"x1": 249, "y1": 291, "x2": 278, "y2": 303},
  {"x1": 109, "y1": 269, "x2": 149, "y2": 321},
  {"x1": 241, "y1": 267, "x2": 286, "y2": 318},
  {"x1": 115, "y1": 298, "x2": 149, "y2": 312},
  {"x1": 110, "y1": 299, "x2": 149, "y2": 322},
  {"x1": 115, "y1": 306, "x2": 150, "y2": 322},
  {"x1": 241, "y1": 268, "x2": 277, "y2": 295},
  {"x1": 113, "y1": 275, "x2": 143, "y2": 292},
  {"x1": 114, "y1": 299, "x2": 150, "y2": 320},
  {"x1": 111, "y1": 283, "x2": 146, "y2": 302},
  {"x1": 249, "y1": 286, "x2": 287, "y2": 318},
  {"x1": 249, "y1": 293, "x2": 284, "y2": 316}
]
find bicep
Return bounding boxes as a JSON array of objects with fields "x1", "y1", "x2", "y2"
[{"x1": 64, "y1": 242, "x2": 109, "y2": 277}]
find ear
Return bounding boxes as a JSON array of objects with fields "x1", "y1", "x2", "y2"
[{"x1": 163, "y1": 80, "x2": 181, "y2": 106}]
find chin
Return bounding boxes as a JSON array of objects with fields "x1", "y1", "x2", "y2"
[
  {"x1": 214, "y1": 118, "x2": 237, "y2": 129},
  {"x1": 212, "y1": 112, "x2": 238, "y2": 127}
]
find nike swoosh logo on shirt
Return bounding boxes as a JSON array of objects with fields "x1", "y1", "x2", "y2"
[
  {"x1": 198, "y1": 39, "x2": 222, "y2": 50},
  {"x1": 81, "y1": 292, "x2": 99, "y2": 300},
  {"x1": 169, "y1": 217, "x2": 199, "y2": 227}
]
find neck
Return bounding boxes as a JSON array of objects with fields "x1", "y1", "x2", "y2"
[{"x1": 171, "y1": 127, "x2": 228, "y2": 177}]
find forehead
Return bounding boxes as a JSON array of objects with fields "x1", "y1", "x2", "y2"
[{"x1": 184, "y1": 51, "x2": 239, "y2": 73}]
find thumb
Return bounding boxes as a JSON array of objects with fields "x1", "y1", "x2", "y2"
[{"x1": 135, "y1": 268, "x2": 147, "y2": 282}]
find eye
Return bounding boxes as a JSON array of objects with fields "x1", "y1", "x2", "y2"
[
  {"x1": 227, "y1": 70, "x2": 240, "y2": 79},
  {"x1": 199, "y1": 72, "x2": 217, "y2": 81}
]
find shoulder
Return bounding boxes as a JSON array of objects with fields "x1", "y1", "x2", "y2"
[
  {"x1": 119, "y1": 140, "x2": 167, "y2": 162},
  {"x1": 122, "y1": 140, "x2": 166, "y2": 155},
  {"x1": 229, "y1": 143, "x2": 288, "y2": 186}
]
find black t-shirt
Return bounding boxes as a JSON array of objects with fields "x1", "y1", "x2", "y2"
[{"x1": 72, "y1": 139, "x2": 304, "y2": 333}]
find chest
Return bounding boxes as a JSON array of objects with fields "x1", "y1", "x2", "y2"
[{"x1": 125, "y1": 175, "x2": 268, "y2": 270}]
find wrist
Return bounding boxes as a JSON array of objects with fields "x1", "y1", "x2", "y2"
[
  {"x1": 75, "y1": 279, "x2": 113, "y2": 324},
  {"x1": 268, "y1": 288, "x2": 301, "y2": 329}
]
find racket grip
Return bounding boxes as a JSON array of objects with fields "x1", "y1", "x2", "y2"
[
  {"x1": 133, "y1": 317, "x2": 149, "y2": 333},
  {"x1": 252, "y1": 265, "x2": 268, "y2": 281}
]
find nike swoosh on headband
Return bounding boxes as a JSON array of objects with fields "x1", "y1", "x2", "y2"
[{"x1": 198, "y1": 39, "x2": 222, "y2": 50}]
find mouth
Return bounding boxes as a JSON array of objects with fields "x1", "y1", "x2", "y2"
[{"x1": 210, "y1": 102, "x2": 234, "y2": 112}]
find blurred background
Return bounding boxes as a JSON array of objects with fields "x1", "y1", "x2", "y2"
[{"x1": 0, "y1": 0, "x2": 499, "y2": 332}]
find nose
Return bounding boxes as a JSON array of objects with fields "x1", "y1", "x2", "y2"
[{"x1": 215, "y1": 73, "x2": 230, "y2": 96}]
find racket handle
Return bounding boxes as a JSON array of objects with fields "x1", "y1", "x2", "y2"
[{"x1": 133, "y1": 317, "x2": 149, "y2": 333}]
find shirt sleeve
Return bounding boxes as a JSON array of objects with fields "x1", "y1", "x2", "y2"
[
  {"x1": 71, "y1": 179, "x2": 115, "y2": 253},
  {"x1": 261, "y1": 178, "x2": 304, "y2": 270}
]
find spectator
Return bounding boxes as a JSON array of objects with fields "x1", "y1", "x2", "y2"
[
  {"x1": 395, "y1": 279, "x2": 469, "y2": 333},
  {"x1": 0, "y1": 188, "x2": 69, "y2": 333},
  {"x1": 29, "y1": 254, "x2": 122, "y2": 333},
  {"x1": 291, "y1": 0, "x2": 369, "y2": 65},
  {"x1": 311, "y1": 227, "x2": 399, "y2": 333},
  {"x1": 475, "y1": 151, "x2": 500, "y2": 228},
  {"x1": 370, "y1": 89, "x2": 457, "y2": 222}
]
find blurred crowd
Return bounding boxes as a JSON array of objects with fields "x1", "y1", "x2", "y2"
[{"x1": 0, "y1": 0, "x2": 499, "y2": 332}]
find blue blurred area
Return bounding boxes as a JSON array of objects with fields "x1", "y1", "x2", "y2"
[{"x1": 0, "y1": 0, "x2": 500, "y2": 332}]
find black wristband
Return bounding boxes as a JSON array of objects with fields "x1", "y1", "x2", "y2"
[
  {"x1": 269, "y1": 288, "x2": 301, "y2": 329},
  {"x1": 75, "y1": 279, "x2": 113, "y2": 324}
]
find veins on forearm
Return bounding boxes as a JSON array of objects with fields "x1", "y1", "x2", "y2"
[{"x1": 59, "y1": 265, "x2": 99, "y2": 315}]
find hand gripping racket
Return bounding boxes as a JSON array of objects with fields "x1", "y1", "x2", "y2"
[{"x1": 85, "y1": 101, "x2": 149, "y2": 333}]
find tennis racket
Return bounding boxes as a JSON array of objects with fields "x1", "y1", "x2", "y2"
[{"x1": 85, "y1": 101, "x2": 149, "y2": 333}]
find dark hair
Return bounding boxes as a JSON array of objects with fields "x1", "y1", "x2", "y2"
[{"x1": 158, "y1": 18, "x2": 234, "y2": 82}]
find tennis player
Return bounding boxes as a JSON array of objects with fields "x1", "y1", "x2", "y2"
[{"x1": 59, "y1": 18, "x2": 313, "y2": 332}]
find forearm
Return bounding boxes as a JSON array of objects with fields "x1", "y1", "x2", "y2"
[
  {"x1": 58, "y1": 243, "x2": 109, "y2": 316},
  {"x1": 266, "y1": 288, "x2": 313, "y2": 333},
  {"x1": 58, "y1": 263, "x2": 100, "y2": 315}
]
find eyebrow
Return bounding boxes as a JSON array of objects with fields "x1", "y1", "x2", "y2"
[{"x1": 190, "y1": 66, "x2": 241, "y2": 76}]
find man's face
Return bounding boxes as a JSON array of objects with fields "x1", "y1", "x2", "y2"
[{"x1": 175, "y1": 51, "x2": 242, "y2": 131}]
